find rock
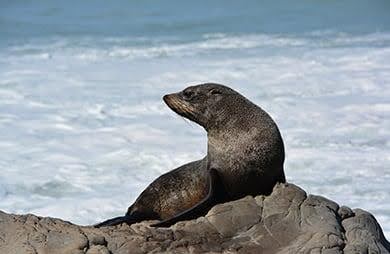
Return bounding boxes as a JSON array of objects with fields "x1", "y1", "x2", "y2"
[{"x1": 0, "y1": 183, "x2": 389, "y2": 254}]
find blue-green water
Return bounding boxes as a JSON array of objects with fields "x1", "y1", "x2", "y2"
[
  {"x1": 0, "y1": 1, "x2": 389, "y2": 238},
  {"x1": 1, "y1": 0, "x2": 390, "y2": 44}
]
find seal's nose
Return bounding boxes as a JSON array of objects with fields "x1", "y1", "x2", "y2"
[{"x1": 163, "y1": 94, "x2": 170, "y2": 104}]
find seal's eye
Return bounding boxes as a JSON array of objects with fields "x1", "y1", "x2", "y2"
[
  {"x1": 183, "y1": 90, "x2": 195, "y2": 99},
  {"x1": 209, "y1": 89, "x2": 222, "y2": 95}
]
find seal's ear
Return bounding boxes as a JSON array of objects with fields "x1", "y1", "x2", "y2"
[{"x1": 209, "y1": 89, "x2": 222, "y2": 95}]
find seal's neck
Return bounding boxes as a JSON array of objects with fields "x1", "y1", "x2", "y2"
[
  {"x1": 205, "y1": 101, "x2": 279, "y2": 162},
  {"x1": 207, "y1": 124, "x2": 264, "y2": 168}
]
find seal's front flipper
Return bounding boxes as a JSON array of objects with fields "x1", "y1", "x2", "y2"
[
  {"x1": 94, "y1": 215, "x2": 131, "y2": 228},
  {"x1": 94, "y1": 211, "x2": 150, "y2": 228},
  {"x1": 151, "y1": 168, "x2": 224, "y2": 227}
]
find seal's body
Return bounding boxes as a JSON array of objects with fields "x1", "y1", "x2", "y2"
[
  {"x1": 95, "y1": 83, "x2": 285, "y2": 228},
  {"x1": 205, "y1": 92, "x2": 285, "y2": 200}
]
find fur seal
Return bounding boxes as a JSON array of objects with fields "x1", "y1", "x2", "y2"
[{"x1": 95, "y1": 83, "x2": 285, "y2": 228}]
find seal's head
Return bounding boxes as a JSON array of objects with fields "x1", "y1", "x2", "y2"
[{"x1": 163, "y1": 83, "x2": 244, "y2": 131}]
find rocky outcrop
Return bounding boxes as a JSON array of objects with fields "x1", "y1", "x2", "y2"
[{"x1": 0, "y1": 183, "x2": 389, "y2": 254}]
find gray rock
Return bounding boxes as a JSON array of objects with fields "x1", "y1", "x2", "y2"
[{"x1": 0, "y1": 183, "x2": 389, "y2": 254}]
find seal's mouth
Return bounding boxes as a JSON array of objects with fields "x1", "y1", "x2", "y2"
[{"x1": 163, "y1": 94, "x2": 197, "y2": 121}]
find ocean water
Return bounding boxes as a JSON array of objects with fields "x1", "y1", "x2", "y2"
[{"x1": 0, "y1": 1, "x2": 389, "y2": 238}]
